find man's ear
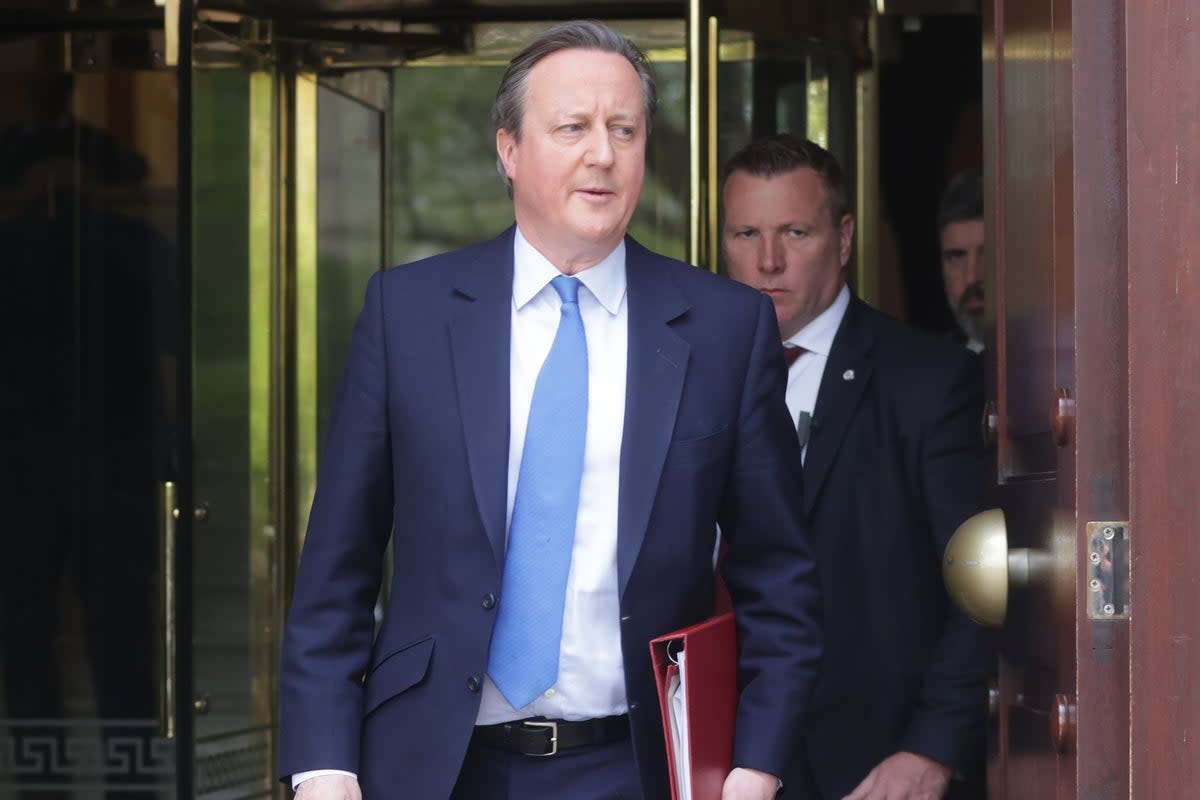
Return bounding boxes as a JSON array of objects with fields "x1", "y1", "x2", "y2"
[
  {"x1": 496, "y1": 128, "x2": 518, "y2": 183},
  {"x1": 838, "y1": 213, "x2": 856, "y2": 267}
]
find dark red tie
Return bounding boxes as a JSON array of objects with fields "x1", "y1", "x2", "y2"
[{"x1": 782, "y1": 344, "x2": 806, "y2": 368}]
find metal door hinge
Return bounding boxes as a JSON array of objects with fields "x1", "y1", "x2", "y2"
[{"x1": 1086, "y1": 521, "x2": 1129, "y2": 620}]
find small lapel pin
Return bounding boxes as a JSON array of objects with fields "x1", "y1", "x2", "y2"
[{"x1": 843, "y1": 369, "x2": 855, "y2": 381}]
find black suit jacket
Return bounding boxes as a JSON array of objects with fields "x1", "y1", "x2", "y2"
[{"x1": 792, "y1": 295, "x2": 988, "y2": 798}]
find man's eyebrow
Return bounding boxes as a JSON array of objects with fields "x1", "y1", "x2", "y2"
[{"x1": 554, "y1": 108, "x2": 640, "y2": 118}]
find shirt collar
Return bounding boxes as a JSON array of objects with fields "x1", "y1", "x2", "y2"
[
  {"x1": 512, "y1": 226, "x2": 627, "y2": 315},
  {"x1": 786, "y1": 283, "x2": 850, "y2": 357}
]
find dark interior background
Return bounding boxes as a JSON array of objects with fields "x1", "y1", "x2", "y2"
[{"x1": 879, "y1": 12, "x2": 983, "y2": 334}]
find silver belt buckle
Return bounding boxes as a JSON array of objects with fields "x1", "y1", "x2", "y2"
[{"x1": 524, "y1": 720, "x2": 558, "y2": 757}]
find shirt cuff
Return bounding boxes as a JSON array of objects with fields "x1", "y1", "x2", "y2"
[{"x1": 291, "y1": 769, "x2": 357, "y2": 790}]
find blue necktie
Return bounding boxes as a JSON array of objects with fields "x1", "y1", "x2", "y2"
[{"x1": 488, "y1": 275, "x2": 589, "y2": 709}]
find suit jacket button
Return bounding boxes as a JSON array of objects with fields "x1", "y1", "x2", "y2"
[
  {"x1": 482, "y1": 592, "x2": 497, "y2": 610},
  {"x1": 467, "y1": 674, "x2": 482, "y2": 692}
]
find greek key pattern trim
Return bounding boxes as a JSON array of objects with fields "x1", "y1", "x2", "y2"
[{"x1": 0, "y1": 719, "x2": 174, "y2": 789}]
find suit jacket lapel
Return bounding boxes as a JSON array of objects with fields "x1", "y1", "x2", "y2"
[
  {"x1": 617, "y1": 239, "x2": 690, "y2": 597},
  {"x1": 803, "y1": 295, "x2": 874, "y2": 516},
  {"x1": 448, "y1": 228, "x2": 515, "y2": 573}
]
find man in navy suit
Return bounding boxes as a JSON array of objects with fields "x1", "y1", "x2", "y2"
[
  {"x1": 723, "y1": 135, "x2": 987, "y2": 799},
  {"x1": 279, "y1": 23, "x2": 822, "y2": 800}
]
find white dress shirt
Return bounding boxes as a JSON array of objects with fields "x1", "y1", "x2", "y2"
[
  {"x1": 784, "y1": 284, "x2": 850, "y2": 462},
  {"x1": 294, "y1": 228, "x2": 629, "y2": 789},
  {"x1": 476, "y1": 227, "x2": 629, "y2": 723}
]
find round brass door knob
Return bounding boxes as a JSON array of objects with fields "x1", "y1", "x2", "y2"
[
  {"x1": 943, "y1": 509, "x2": 1009, "y2": 627},
  {"x1": 942, "y1": 508, "x2": 1047, "y2": 628}
]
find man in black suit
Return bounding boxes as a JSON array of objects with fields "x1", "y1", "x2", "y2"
[{"x1": 722, "y1": 134, "x2": 987, "y2": 799}]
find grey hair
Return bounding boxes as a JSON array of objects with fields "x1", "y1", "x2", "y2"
[{"x1": 491, "y1": 20, "x2": 658, "y2": 195}]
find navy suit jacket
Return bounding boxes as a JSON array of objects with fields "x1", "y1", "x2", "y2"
[
  {"x1": 278, "y1": 228, "x2": 822, "y2": 798},
  {"x1": 793, "y1": 296, "x2": 988, "y2": 798}
]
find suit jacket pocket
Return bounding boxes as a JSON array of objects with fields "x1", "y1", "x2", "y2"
[
  {"x1": 363, "y1": 636, "x2": 434, "y2": 716},
  {"x1": 666, "y1": 426, "x2": 731, "y2": 466}
]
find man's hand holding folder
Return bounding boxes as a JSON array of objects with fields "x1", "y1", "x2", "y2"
[{"x1": 650, "y1": 613, "x2": 781, "y2": 800}]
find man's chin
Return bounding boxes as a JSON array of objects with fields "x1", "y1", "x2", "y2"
[{"x1": 567, "y1": 217, "x2": 627, "y2": 246}]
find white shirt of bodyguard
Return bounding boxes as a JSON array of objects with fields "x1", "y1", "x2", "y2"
[
  {"x1": 783, "y1": 284, "x2": 850, "y2": 462},
  {"x1": 293, "y1": 227, "x2": 629, "y2": 789}
]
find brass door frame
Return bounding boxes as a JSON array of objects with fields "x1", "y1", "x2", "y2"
[
  {"x1": 855, "y1": 15, "x2": 881, "y2": 307},
  {"x1": 247, "y1": 65, "x2": 281, "y2": 779},
  {"x1": 687, "y1": 0, "x2": 717, "y2": 269},
  {"x1": 291, "y1": 72, "x2": 320, "y2": 563}
]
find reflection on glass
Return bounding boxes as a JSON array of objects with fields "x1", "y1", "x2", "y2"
[
  {"x1": 390, "y1": 21, "x2": 689, "y2": 266},
  {"x1": 716, "y1": 32, "x2": 844, "y2": 163},
  {"x1": 317, "y1": 83, "x2": 384, "y2": 448},
  {"x1": 806, "y1": 55, "x2": 830, "y2": 148},
  {"x1": 0, "y1": 64, "x2": 178, "y2": 797},
  {"x1": 636, "y1": 57, "x2": 687, "y2": 260}
]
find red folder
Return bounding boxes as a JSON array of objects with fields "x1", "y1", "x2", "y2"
[{"x1": 649, "y1": 612, "x2": 737, "y2": 800}]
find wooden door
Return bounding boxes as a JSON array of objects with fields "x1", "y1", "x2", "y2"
[
  {"x1": 1125, "y1": 1, "x2": 1200, "y2": 796},
  {"x1": 986, "y1": 0, "x2": 1200, "y2": 796},
  {"x1": 985, "y1": 0, "x2": 1079, "y2": 791}
]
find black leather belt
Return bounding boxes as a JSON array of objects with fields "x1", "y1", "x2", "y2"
[{"x1": 472, "y1": 715, "x2": 630, "y2": 757}]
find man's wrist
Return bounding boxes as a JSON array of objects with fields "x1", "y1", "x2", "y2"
[{"x1": 728, "y1": 766, "x2": 782, "y2": 797}]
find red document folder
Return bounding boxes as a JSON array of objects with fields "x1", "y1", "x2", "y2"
[{"x1": 649, "y1": 612, "x2": 737, "y2": 800}]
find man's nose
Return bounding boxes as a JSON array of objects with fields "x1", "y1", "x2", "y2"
[
  {"x1": 583, "y1": 128, "x2": 615, "y2": 167},
  {"x1": 965, "y1": 251, "x2": 982, "y2": 285},
  {"x1": 760, "y1": 236, "x2": 785, "y2": 273}
]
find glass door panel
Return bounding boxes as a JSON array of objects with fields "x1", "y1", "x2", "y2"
[
  {"x1": 289, "y1": 74, "x2": 389, "y2": 603},
  {"x1": 190, "y1": 66, "x2": 276, "y2": 798},
  {"x1": 0, "y1": 52, "x2": 181, "y2": 800},
  {"x1": 289, "y1": 74, "x2": 389, "y2": 555},
  {"x1": 314, "y1": 80, "x2": 385, "y2": 451}
]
